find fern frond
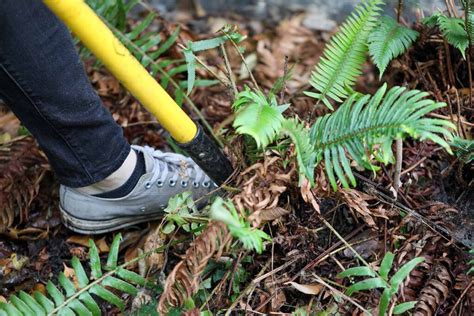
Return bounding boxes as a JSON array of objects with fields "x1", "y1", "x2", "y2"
[
  {"x1": 0, "y1": 234, "x2": 146, "y2": 316},
  {"x1": 461, "y1": 0, "x2": 474, "y2": 47},
  {"x1": 437, "y1": 15, "x2": 469, "y2": 58},
  {"x1": 310, "y1": 84, "x2": 455, "y2": 191},
  {"x1": 305, "y1": 0, "x2": 383, "y2": 110},
  {"x1": 281, "y1": 119, "x2": 317, "y2": 185},
  {"x1": 233, "y1": 87, "x2": 289, "y2": 149},
  {"x1": 368, "y1": 16, "x2": 419, "y2": 77}
]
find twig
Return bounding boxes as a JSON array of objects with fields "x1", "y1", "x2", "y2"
[
  {"x1": 222, "y1": 32, "x2": 261, "y2": 92},
  {"x1": 289, "y1": 225, "x2": 365, "y2": 282},
  {"x1": 220, "y1": 44, "x2": 238, "y2": 98},
  {"x1": 448, "y1": 280, "x2": 473, "y2": 316},
  {"x1": 310, "y1": 274, "x2": 371, "y2": 315},
  {"x1": 224, "y1": 259, "x2": 271, "y2": 315},
  {"x1": 280, "y1": 56, "x2": 289, "y2": 104}
]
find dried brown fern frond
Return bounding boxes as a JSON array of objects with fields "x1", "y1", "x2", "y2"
[
  {"x1": 0, "y1": 137, "x2": 48, "y2": 232},
  {"x1": 233, "y1": 153, "x2": 295, "y2": 226},
  {"x1": 338, "y1": 189, "x2": 394, "y2": 228},
  {"x1": 414, "y1": 260, "x2": 453, "y2": 316},
  {"x1": 157, "y1": 221, "x2": 232, "y2": 314}
]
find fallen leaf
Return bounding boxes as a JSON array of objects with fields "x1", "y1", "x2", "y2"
[
  {"x1": 286, "y1": 281, "x2": 323, "y2": 295},
  {"x1": 63, "y1": 263, "x2": 79, "y2": 289},
  {"x1": 66, "y1": 235, "x2": 90, "y2": 247},
  {"x1": 95, "y1": 237, "x2": 110, "y2": 253}
]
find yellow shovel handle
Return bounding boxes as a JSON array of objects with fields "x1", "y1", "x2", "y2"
[{"x1": 43, "y1": 0, "x2": 197, "y2": 143}]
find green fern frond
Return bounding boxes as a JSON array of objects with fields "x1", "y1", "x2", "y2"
[
  {"x1": 0, "y1": 234, "x2": 146, "y2": 316},
  {"x1": 310, "y1": 84, "x2": 455, "y2": 191},
  {"x1": 450, "y1": 136, "x2": 474, "y2": 163},
  {"x1": 305, "y1": 0, "x2": 383, "y2": 110},
  {"x1": 233, "y1": 87, "x2": 289, "y2": 149},
  {"x1": 210, "y1": 197, "x2": 271, "y2": 254},
  {"x1": 368, "y1": 16, "x2": 419, "y2": 77},
  {"x1": 437, "y1": 15, "x2": 469, "y2": 58},
  {"x1": 281, "y1": 119, "x2": 317, "y2": 185}
]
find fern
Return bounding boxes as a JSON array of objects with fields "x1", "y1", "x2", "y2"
[
  {"x1": 310, "y1": 84, "x2": 455, "y2": 191},
  {"x1": 424, "y1": 13, "x2": 470, "y2": 58},
  {"x1": 305, "y1": 0, "x2": 383, "y2": 110},
  {"x1": 439, "y1": 15, "x2": 469, "y2": 58},
  {"x1": 368, "y1": 16, "x2": 419, "y2": 77},
  {"x1": 233, "y1": 87, "x2": 289, "y2": 149},
  {"x1": 209, "y1": 197, "x2": 271, "y2": 254},
  {"x1": 450, "y1": 136, "x2": 474, "y2": 163},
  {"x1": 281, "y1": 119, "x2": 317, "y2": 185},
  {"x1": 338, "y1": 252, "x2": 424, "y2": 316},
  {"x1": 0, "y1": 234, "x2": 146, "y2": 315}
]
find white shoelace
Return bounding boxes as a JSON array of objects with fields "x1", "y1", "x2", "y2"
[{"x1": 131, "y1": 145, "x2": 210, "y2": 189}]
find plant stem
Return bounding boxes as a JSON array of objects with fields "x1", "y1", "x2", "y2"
[
  {"x1": 393, "y1": 138, "x2": 403, "y2": 198},
  {"x1": 220, "y1": 44, "x2": 238, "y2": 98},
  {"x1": 222, "y1": 32, "x2": 261, "y2": 92},
  {"x1": 397, "y1": 0, "x2": 404, "y2": 23}
]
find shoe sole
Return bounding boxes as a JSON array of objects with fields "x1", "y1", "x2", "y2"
[{"x1": 60, "y1": 206, "x2": 164, "y2": 234}]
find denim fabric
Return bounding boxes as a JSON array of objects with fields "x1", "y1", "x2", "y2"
[{"x1": 0, "y1": 0, "x2": 131, "y2": 187}]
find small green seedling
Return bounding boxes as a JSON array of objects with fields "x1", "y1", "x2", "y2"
[{"x1": 338, "y1": 252, "x2": 424, "y2": 316}]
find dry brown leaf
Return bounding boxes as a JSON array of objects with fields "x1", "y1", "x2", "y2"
[
  {"x1": 66, "y1": 235, "x2": 91, "y2": 247},
  {"x1": 144, "y1": 227, "x2": 165, "y2": 271},
  {"x1": 63, "y1": 263, "x2": 79, "y2": 289},
  {"x1": 95, "y1": 237, "x2": 110, "y2": 253},
  {"x1": 286, "y1": 281, "x2": 323, "y2": 295},
  {"x1": 301, "y1": 177, "x2": 320, "y2": 213}
]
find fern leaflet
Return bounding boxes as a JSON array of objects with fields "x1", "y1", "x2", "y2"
[
  {"x1": 310, "y1": 84, "x2": 455, "y2": 191},
  {"x1": 368, "y1": 16, "x2": 419, "y2": 77},
  {"x1": 281, "y1": 119, "x2": 317, "y2": 185},
  {"x1": 233, "y1": 87, "x2": 289, "y2": 149},
  {"x1": 437, "y1": 15, "x2": 469, "y2": 58},
  {"x1": 305, "y1": 0, "x2": 383, "y2": 110},
  {"x1": 0, "y1": 234, "x2": 146, "y2": 316}
]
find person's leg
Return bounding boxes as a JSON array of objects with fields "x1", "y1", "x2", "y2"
[
  {"x1": 0, "y1": 0, "x2": 216, "y2": 234},
  {"x1": 0, "y1": 0, "x2": 131, "y2": 188}
]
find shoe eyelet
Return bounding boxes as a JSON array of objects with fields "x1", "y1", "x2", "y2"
[
  {"x1": 145, "y1": 182, "x2": 152, "y2": 189},
  {"x1": 169, "y1": 179, "x2": 176, "y2": 187},
  {"x1": 193, "y1": 181, "x2": 199, "y2": 188},
  {"x1": 202, "y1": 181, "x2": 210, "y2": 188},
  {"x1": 157, "y1": 180, "x2": 163, "y2": 187},
  {"x1": 181, "y1": 180, "x2": 188, "y2": 188}
]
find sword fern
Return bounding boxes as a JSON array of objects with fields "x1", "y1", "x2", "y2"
[
  {"x1": 0, "y1": 234, "x2": 146, "y2": 316},
  {"x1": 368, "y1": 16, "x2": 419, "y2": 77},
  {"x1": 310, "y1": 84, "x2": 455, "y2": 191},
  {"x1": 305, "y1": 0, "x2": 383, "y2": 110}
]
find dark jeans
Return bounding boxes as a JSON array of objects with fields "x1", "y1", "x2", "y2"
[{"x1": 0, "y1": 0, "x2": 131, "y2": 187}]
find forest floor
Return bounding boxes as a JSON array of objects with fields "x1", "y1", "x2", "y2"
[{"x1": 0, "y1": 3, "x2": 473, "y2": 316}]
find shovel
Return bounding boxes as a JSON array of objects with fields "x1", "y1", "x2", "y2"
[{"x1": 43, "y1": 0, "x2": 233, "y2": 185}]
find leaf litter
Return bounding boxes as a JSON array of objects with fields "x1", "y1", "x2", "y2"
[{"x1": 0, "y1": 3, "x2": 473, "y2": 315}]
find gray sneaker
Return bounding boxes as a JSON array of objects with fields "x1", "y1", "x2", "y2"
[{"x1": 59, "y1": 145, "x2": 218, "y2": 234}]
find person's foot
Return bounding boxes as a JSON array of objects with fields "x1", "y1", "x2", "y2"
[{"x1": 59, "y1": 145, "x2": 218, "y2": 234}]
